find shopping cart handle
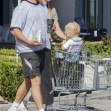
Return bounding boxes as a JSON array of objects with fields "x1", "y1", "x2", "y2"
[{"x1": 102, "y1": 58, "x2": 111, "y2": 61}]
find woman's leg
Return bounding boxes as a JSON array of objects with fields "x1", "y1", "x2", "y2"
[
  {"x1": 41, "y1": 49, "x2": 54, "y2": 105},
  {"x1": 18, "y1": 49, "x2": 54, "y2": 111}
]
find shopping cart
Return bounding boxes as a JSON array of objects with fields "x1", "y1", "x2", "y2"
[{"x1": 46, "y1": 47, "x2": 111, "y2": 111}]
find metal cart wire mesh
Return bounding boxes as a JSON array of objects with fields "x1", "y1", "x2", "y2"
[{"x1": 46, "y1": 48, "x2": 111, "y2": 111}]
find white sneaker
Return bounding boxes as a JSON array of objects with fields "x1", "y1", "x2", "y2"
[
  {"x1": 18, "y1": 108, "x2": 28, "y2": 111},
  {"x1": 8, "y1": 106, "x2": 18, "y2": 111},
  {"x1": 50, "y1": 110, "x2": 56, "y2": 111},
  {"x1": 47, "y1": 104, "x2": 56, "y2": 111}
]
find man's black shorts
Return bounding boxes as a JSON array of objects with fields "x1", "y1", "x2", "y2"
[{"x1": 20, "y1": 49, "x2": 46, "y2": 78}]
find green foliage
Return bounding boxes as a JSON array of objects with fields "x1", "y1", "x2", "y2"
[
  {"x1": 0, "y1": 49, "x2": 23, "y2": 102},
  {"x1": 83, "y1": 36, "x2": 111, "y2": 57},
  {"x1": 0, "y1": 48, "x2": 16, "y2": 56}
]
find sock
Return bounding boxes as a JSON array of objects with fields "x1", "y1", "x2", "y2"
[
  {"x1": 39, "y1": 108, "x2": 45, "y2": 111},
  {"x1": 11, "y1": 101, "x2": 20, "y2": 108},
  {"x1": 18, "y1": 100, "x2": 27, "y2": 109}
]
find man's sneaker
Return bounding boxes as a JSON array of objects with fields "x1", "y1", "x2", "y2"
[
  {"x1": 8, "y1": 106, "x2": 18, "y2": 111},
  {"x1": 18, "y1": 108, "x2": 28, "y2": 111}
]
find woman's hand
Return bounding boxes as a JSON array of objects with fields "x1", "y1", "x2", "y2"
[{"x1": 52, "y1": 24, "x2": 56, "y2": 31}]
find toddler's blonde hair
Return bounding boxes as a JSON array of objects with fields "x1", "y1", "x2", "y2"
[{"x1": 65, "y1": 22, "x2": 80, "y2": 38}]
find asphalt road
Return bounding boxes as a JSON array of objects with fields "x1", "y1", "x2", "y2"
[{"x1": 0, "y1": 89, "x2": 111, "y2": 111}]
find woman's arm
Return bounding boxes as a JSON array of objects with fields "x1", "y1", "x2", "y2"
[
  {"x1": 51, "y1": 8, "x2": 67, "y2": 40},
  {"x1": 54, "y1": 21, "x2": 67, "y2": 40}
]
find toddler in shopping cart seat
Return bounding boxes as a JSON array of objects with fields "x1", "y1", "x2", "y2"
[
  {"x1": 55, "y1": 22, "x2": 83, "y2": 62},
  {"x1": 54, "y1": 22, "x2": 83, "y2": 73},
  {"x1": 61, "y1": 22, "x2": 82, "y2": 54}
]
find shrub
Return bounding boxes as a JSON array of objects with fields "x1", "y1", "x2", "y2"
[
  {"x1": 0, "y1": 49, "x2": 23, "y2": 102},
  {"x1": 0, "y1": 48, "x2": 16, "y2": 56},
  {"x1": 83, "y1": 39, "x2": 111, "y2": 57}
]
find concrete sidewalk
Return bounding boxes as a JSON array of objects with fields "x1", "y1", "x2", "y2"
[{"x1": 0, "y1": 88, "x2": 111, "y2": 111}]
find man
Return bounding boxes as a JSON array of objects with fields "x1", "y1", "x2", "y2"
[
  {"x1": 17, "y1": 0, "x2": 67, "y2": 111},
  {"x1": 8, "y1": 0, "x2": 49, "y2": 111}
]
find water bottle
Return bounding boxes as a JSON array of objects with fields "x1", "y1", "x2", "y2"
[
  {"x1": 34, "y1": 30, "x2": 41, "y2": 42},
  {"x1": 37, "y1": 30, "x2": 41, "y2": 42}
]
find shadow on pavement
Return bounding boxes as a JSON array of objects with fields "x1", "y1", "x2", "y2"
[{"x1": 0, "y1": 101, "x2": 8, "y2": 104}]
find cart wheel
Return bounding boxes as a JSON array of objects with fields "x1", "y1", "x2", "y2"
[{"x1": 86, "y1": 106, "x2": 95, "y2": 110}]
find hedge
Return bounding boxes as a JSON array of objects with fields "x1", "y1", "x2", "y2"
[
  {"x1": 83, "y1": 41, "x2": 111, "y2": 57},
  {"x1": 0, "y1": 49, "x2": 23, "y2": 102}
]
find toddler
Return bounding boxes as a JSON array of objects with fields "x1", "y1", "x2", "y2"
[
  {"x1": 54, "y1": 22, "x2": 83, "y2": 73},
  {"x1": 61, "y1": 22, "x2": 83, "y2": 55}
]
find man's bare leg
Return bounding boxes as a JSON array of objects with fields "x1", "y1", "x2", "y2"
[
  {"x1": 8, "y1": 78, "x2": 31, "y2": 111},
  {"x1": 14, "y1": 78, "x2": 31, "y2": 103},
  {"x1": 30, "y1": 76, "x2": 43, "y2": 110}
]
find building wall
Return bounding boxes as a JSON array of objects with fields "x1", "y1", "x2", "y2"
[
  {"x1": 50, "y1": 0, "x2": 75, "y2": 30},
  {"x1": 103, "y1": 0, "x2": 111, "y2": 35}
]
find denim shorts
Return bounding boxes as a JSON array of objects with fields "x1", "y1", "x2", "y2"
[{"x1": 20, "y1": 50, "x2": 45, "y2": 78}]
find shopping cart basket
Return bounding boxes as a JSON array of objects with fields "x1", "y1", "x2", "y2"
[{"x1": 46, "y1": 48, "x2": 111, "y2": 111}]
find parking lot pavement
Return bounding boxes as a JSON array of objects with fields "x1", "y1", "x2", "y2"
[{"x1": 0, "y1": 88, "x2": 111, "y2": 111}]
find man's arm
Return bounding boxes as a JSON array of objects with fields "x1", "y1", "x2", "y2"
[{"x1": 10, "y1": 28, "x2": 43, "y2": 46}]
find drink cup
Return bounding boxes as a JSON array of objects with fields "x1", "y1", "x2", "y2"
[{"x1": 47, "y1": 19, "x2": 54, "y2": 33}]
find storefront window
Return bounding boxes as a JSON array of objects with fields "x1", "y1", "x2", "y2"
[
  {"x1": 75, "y1": 0, "x2": 103, "y2": 28},
  {"x1": 97, "y1": 0, "x2": 103, "y2": 28},
  {"x1": 75, "y1": 0, "x2": 85, "y2": 18},
  {"x1": 87, "y1": 0, "x2": 95, "y2": 26}
]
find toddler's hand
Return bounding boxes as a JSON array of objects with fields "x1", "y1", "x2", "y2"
[
  {"x1": 61, "y1": 41, "x2": 65, "y2": 45},
  {"x1": 61, "y1": 40, "x2": 67, "y2": 45},
  {"x1": 63, "y1": 39, "x2": 67, "y2": 42}
]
